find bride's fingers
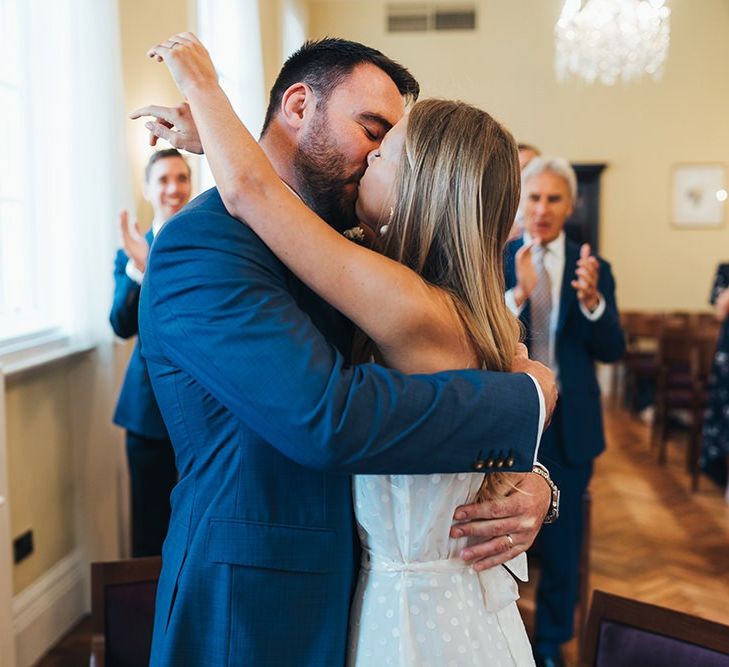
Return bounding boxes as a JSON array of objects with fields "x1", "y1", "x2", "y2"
[
  {"x1": 147, "y1": 39, "x2": 180, "y2": 61},
  {"x1": 147, "y1": 45, "x2": 170, "y2": 61},
  {"x1": 175, "y1": 32, "x2": 198, "y2": 45}
]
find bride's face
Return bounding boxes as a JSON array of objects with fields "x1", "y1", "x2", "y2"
[{"x1": 355, "y1": 117, "x2": 408, "y2": 230}]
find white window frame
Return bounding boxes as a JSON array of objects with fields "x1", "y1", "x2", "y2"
[{"x1": 0, "y1": 0, "x2": 70, "y2": 368}]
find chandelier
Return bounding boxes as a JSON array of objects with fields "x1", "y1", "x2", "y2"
[{"x1": 555, "y1": 0, "x2": 671, "y2": 85}]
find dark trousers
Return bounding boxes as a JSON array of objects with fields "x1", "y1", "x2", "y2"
[
  {"x1": 125, "y1": 431, "x2": 177, "y2": 557},
  {"x1": 534, "y1": 456, "x2": 593, "y2": 657}
]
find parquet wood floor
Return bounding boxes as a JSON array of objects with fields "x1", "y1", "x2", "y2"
[
  {"x1": 517, "y1": 403, "x2": 729, "y2": 666},
  {"x1": 37, "y1": 405, "x2": 729, "y2": 666}
]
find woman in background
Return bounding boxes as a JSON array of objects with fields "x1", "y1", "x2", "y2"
[{"x1": 702, "y1": 262, "x2": 729, "y2": 503}]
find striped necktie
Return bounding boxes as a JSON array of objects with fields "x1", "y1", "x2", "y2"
[{"x1": 530, "y1": 244, "x2": 552, "y2": 367}]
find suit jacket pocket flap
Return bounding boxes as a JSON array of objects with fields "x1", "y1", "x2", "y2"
[{"x1": 205, "y1": 518, "x2": 336, "y2": 574}]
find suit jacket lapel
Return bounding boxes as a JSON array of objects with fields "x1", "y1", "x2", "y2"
[{"x1": 557, "y1": 240, "x2": 579, "y2": 334}]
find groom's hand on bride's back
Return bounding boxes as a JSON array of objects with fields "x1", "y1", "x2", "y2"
[
  {"x1": 512, "y1": 343, "x2": 557, "y2": 427},
  {"x1": 450, "y1": 473, "x2": 552, "y2": 571},
  {"x1": 130, "y1": 102, "x2": 204, "y2": 154}
]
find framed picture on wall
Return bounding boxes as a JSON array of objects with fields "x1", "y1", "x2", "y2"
[{"x1": 672, "y1": 163, "x2": 727, "y2": 228}]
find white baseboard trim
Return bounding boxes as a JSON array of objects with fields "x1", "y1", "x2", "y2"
[{"x1": 12, "y1": 548, "x2": 87, "y2": 667}]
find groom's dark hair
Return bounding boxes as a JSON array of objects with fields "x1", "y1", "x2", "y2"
[{"x1": 261, "y1": 37, "x2": 419, "y2": 135}]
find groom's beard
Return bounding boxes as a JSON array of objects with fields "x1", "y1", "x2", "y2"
[{"x1": 293, "y1": 114, "x2": 364, "y2": 232}]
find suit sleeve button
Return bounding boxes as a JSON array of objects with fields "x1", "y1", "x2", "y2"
[
  {"x1": 495, "y1": 459, "x2": 504, "y2": 468},
  {"x1": 472, "y1": 460, "x2": 486, "y2": 471},
  {"x1": 506, "y1": 457, "x2": 515, "y2": 468},
  {"x1": 486, "y1": 459, "x2": 495, "y2": 468}
]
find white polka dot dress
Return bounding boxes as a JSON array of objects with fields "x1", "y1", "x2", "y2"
[{"x1": 347, "y1": 473, "x2": 534, "y2": 666}]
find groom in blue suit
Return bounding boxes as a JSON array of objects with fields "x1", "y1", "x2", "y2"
[
  {"x1": 136, "y1": 39, "x2": 558, "y2": 666},
  {"x1": 504, "y1": 157, "x2": 625, "y2": 667}
]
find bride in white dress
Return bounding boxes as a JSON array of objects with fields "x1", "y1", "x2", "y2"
[
  {"x1": 350, "y1": 473, "x2": 532, "y2": 666},
  {"x1": 146, "y1": 34, "x2": 535, "y2": 666}
]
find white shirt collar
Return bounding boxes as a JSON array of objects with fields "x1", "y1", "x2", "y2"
[{"x1": 152, "y1": 217, "x2": 165, "y2": 237}]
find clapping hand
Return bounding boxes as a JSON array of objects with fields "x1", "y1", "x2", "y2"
[
  {"x1": 119, "y1": 210, "x2": 149, "y2": 273},
  {"x1": 715, "y1": 288, "x2": 729, "y2": 322},
  {"x1": 571, "y1": 243, "x2": 600, "y2": 311},
  {"x1": 513, "y1": 242, "x2": 538, "y2": 308}
]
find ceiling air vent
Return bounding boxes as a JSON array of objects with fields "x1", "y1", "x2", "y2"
[{"x1": 387, "y1": 3, "x2": 477, "y2": 33}]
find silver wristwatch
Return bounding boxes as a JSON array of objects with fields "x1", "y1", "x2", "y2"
[{"x1": 532, "y1": 462, "x2": 560, "y2": 524}]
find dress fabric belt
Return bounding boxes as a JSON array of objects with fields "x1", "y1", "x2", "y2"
[{"x1": 361, "y1": 551, "x2": 527, "y2": 613}]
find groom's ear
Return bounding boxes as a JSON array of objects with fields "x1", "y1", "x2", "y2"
[{"x1": 280, "y1": 82, "x2": 317, "y2": 131}]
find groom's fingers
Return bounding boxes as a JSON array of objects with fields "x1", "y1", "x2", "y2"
[
  {"x1": 451, "y1": 515, "x2": 524, "y2": 542},
  {"x1": 144, "y1": 121, "x2": 181, "y2": 148},
  {"x1": 130, "y1": 105, "x2": 177, "y2": 123},
  {"x1": 464, "y1": 541, "x2": 524, "y2": 572},
  {"x1": 453, "y1": 490, "x2": 537, "y2": 524},
  {"x1": 452, "y1": 473, "x2": 549, "y2": 570}
]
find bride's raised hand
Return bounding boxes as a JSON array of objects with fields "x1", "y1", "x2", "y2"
[{"x1": 147, "y1": 32, "x2": 218, "y2": 99}]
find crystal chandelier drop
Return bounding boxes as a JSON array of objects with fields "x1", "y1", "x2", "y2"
[{"x1": 554, "y1": 0, "x2": 671, "y2": 85}]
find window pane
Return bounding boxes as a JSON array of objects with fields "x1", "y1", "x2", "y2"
[
  {"x1": 0, "y1": 200, "x2": 38, "y2": 337},
  {"x1": 0, "y1": 85, "x2": 24, "y2": 201},
  {"x1": 0, "y1": 0, "x2": 20, "y2": 85}
]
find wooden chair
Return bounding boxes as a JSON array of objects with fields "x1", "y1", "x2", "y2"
[
  {"x1": 652, "y1": 325, "x2": 718, "y2": 488},
  {"x1": 619, "y1": 312, "x2": 663, "y2": 413},
  {"x1": 90, "y1": 556, "x2": 162, "y2": 667},
  {"x1": 652, "y1": 327, "x2": 695, "y2": 458},
  {"x1": 580, "y1": 590, "x2": 729, "y2": 666}
]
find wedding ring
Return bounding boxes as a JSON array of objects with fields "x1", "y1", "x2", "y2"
[{"x1": 506, "y1": 534, "x2": 514, "y2": 549}]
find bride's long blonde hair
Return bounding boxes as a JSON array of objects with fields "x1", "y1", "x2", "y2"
[{"x1": 377, "y1": 99, "x2": 523, "y2": 498}]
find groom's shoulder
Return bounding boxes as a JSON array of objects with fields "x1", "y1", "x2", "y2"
[
  {"x1": 147, "y1": 187, "x2": 286, "y2": 287},
  {"x1": 153, "y1": 187, "x2": 268, "y2": 253},
  {"x1": 161, "y1": 187, "x2": 242, "y2": 235}
]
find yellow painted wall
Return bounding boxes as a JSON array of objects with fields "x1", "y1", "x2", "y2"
[
  {"x1": 308, "y1": 0, "x2": 729, "y2": 311},
  {"x1": 6, "y1": 366, "x2": 76, "y2": 593},
  {"x1": 6, "y1": 345, "x2": 129, "y2": 596},
  {"x1": 119, "y1": 0, "x2": 195, "y2": 227}
]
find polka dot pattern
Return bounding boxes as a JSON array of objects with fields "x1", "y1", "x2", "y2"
[{"x1": 347, "y1": 474, "x2": 534, "y2": 665}]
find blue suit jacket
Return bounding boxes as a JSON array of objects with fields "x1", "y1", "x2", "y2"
[
  {"x1": 504, "y1": 237, "x2": 625, "y2": 467},
  {"x1": 140, "y1": 189, "x2": 543, "y2": 666},
  {"x1": 110, "y1": 230, "x2": 168, "y2": 440}
]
